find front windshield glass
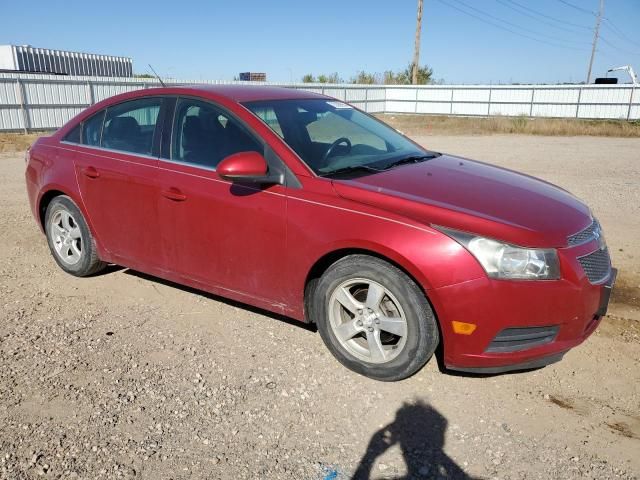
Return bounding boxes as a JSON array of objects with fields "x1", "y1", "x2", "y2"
[{"x1": 243, "y1": 99, "x2": 435, "y2": 177}]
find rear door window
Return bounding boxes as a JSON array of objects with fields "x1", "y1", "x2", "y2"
[
  {"x1": 82, "y1": 110, "x2": 105, "y2": 147},
  {"x1": 102, "y1": 98, "x2": 162, "y2": 155}
]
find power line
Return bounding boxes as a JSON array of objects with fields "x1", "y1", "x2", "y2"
[
  {"x1": 504, "y1": 0, "x2": 592, "y2": 31},
  {"x1": 556, "y1": 0, "x2": 596, "y2": 16},
  {"x1": 600, "y1": 36, "x2": 640, "y2": 57},
  {"x1": 495, "y1": 0, "x2": 590, "y2": 35},
  {"x1": 448, "y1": 0, "x2": 588, "y2": 46},
  {"x1": 436, "y1": 0, "x2": 590, "y2": 51},
  {"x1": 602, "y1": 18, "x2": 640, "y2": 49}
]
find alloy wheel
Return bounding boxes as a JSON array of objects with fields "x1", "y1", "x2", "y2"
[
  {"x1": 328, "y1": 278, "x2": 408, "y2": 364},
  {"x1": 49, "y1": 209, "x2": 83, "y2": 265}
]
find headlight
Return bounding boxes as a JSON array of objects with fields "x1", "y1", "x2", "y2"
[{"x1": 436, "y1": 227, "x2": 560, "y2": 280}]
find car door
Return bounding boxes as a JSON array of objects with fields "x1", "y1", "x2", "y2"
[
  {"x1": 72, "y1": 96, "x2": 165, "y2": 269},
  {"x1": 156, "y1": 97, "x2": 288, "y2": 306}
]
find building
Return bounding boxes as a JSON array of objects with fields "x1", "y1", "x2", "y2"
[
  {"x1": 239, "y1": 72, "x2": 267, "y2": 82},
  {"x1": 0, "y1": 44, "x2": 132, "y2": 77}
]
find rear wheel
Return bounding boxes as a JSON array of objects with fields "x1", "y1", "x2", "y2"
[
  {"x1": 44, "y1": 196, "x2": 106, "y2": 277},
  {"x1": 314, "y1": 255, "x2": 439, "y2": 381}
]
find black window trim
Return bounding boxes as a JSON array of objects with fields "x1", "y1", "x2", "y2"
[
  {"x1": 61, "y1": 95, "x2": 170, "y2": 160},
  {"x1": 162, "y1": 95, "x2": 266, "y2": 169},
  {"x1": 80, "y1": 109, "x2": 106, "y2": 148},
  {"x1": 101, "y1": 96, "x2": 165, "y2": 157}
]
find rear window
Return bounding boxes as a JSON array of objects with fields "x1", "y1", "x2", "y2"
[
  {"x1": 82, "y1": 110, "x2": 105, "y2": 147},
  {"x1": 63, "y1": 124, "x2": 81, "y2": 143}
]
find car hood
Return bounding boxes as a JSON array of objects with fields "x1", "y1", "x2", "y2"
[{"x1": 332, "y1": 154, "x2": 591, "y2": 248}]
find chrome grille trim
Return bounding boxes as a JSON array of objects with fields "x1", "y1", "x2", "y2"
[
  {"x1": 567, "y1": 219, "x2": 599, "y2": 247},
  {"x1": 577, "y1": 248, "x2": 611, "y2": 284}
]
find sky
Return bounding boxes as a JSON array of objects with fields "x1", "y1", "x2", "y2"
[{"x1": 1, "y1": 0, "x2": 639, "y2": 84}]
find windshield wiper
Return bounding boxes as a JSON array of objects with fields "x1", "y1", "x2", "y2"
[
  {"x1": 319, "y1": 165, "x2": 382, "y2": 178},
  {"x1": 382, "y1": 153, "x2": 440, "y2": 170}
]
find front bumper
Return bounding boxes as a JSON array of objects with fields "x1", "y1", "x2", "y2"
[{"x1": 429, "y1": 240, "x2": 615, "y2": 373}]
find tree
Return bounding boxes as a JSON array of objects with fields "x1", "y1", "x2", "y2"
[
  {"x1": 401, "y1": 63, "x2": 432, "y2": 85},
  {"x1": 302, "y1": 73, "x2": 315, "y2": 83},
  {"x1": 351, "y1": 71, "x2": 377, "y2": 84}
]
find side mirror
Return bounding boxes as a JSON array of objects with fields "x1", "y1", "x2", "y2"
[{"x1": 217, "y1": 151, "x2": 270, "y2": 183}]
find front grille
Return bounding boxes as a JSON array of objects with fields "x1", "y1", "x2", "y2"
[
  {"x1": 568, "y1": 219, "x2": 599, "y2": 246},
  {"x1": 486, "y1": 326, "x2": 559, "y2": 353},
  {"x1": 577, "y1": 248, "x2": 611, "y2": 284}
]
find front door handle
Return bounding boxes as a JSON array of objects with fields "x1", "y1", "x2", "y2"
[
  {"x1": 81, "y1": 166, "x2": 100, "y2": 178},
  {"x1": 161, "y1": 187, "x2": 187, "y2": 202}
]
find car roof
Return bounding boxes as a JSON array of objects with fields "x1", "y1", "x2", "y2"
[{"x1": 148, "y1": 84, "x2": 327, "y2": 103}]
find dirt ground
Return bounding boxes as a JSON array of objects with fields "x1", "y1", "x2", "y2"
[{"x1": 0, "y1": 134, "x2": 639, "y2": 480}]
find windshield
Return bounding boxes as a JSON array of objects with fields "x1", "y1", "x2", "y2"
[{"x1": 243, "y1": 99, "x2": 435, "y2": 177}]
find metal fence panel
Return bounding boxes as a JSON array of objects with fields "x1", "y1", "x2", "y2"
[
  {"x1": 386, "y1": 88, "x2": 416, "y2": 101},
  {"x1": 489, "y1": 103, "x2": 530, "y2": 116},
  {"x1": 0, "y1": 107, "x2": 23, "y2": 130},
  {"x1": 490, "y1": 88, "x2": 531, "y2": 103},
  {"x1": 0, "y1": 73, "x2": 638, "y2": 132},
  {"x1": 28, "y1": 106, "x2": 85, "y2": 129},
  {"x1": 417, "y1": 102, "x2": 450, "y2": 114},
  {"x1": 0, "y1": 81, "x2": 19, "y2": 104},
  {"x1": 364, "y1": 101, "x2": 385, "y2": 113},
  {"x1": 532, "y1": 104, "x2": 577, "y2": 118},
  {"x1": 417, "y1": 88, "x2": 452, "y2": 101}
]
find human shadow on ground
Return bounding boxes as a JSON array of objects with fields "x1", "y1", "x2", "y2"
[{"x1": 352, "y1": 400, "x2": 474, "y2": 480}]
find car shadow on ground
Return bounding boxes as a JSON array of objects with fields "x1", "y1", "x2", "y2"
[
  {"x1": 121, "y1": 269, "x2": 318, "y2": 333},
  {"x1": 352, "y1": 400, "x2": 474, "y2": 480},
  {"x1": 115, "y1": 268, "x2": 537, "y2": 378}
]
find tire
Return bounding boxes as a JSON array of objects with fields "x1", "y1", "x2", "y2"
[
  {"x1": 314, "y1": 254, "x2": 439, "y2": 381},
  {"x1": 44, "y1": 195, "x2": 106, "y2": 277}
]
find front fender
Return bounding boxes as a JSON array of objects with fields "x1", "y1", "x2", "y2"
[{"x1": 284, "y1": 189, "x2": 485, "y2": 320}]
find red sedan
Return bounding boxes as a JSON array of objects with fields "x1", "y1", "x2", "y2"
[{"x1": 25, "y1": 85, "x2": 615, "y2": 380}]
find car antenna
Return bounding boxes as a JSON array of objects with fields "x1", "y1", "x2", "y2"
[{"x1": 148, "y1": 64, "x2": 166, "y2": 87}]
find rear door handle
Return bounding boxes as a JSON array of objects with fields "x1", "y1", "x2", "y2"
[
  {"x1": 161, "y1": 187, "x2": 187, "y2": 202},
  {"x1": 81, "y1": 166, "x2": 100, "y2": 178}
]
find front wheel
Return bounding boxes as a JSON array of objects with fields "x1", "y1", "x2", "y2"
[{"x1": 314, "y1": 255, "x2": 439, "y2": 381}]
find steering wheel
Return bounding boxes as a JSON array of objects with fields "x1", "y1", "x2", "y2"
[{"x1": 322, "y1": 137, "x2": 352, "y2": 166}]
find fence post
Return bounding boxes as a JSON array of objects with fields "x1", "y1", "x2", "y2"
[
  {"x1": 487, "y1": 86, "x2": 492, "y2": 117},
  {"x1": 449, "y1": 88, "x2": 454, "y2": 115},
  {"x1": 364, "y1": 87, "x2": 368, "y2": 113},
  {"x1": 529, "y1": 88, "x2": 534, "y2": 117},
  {"x1": 86, "y1": 81, "x2": 95, "y2": 105},
  {"x1": 15, "y1": 78, "x2": 29, "y2": 134},
  {"x1": 575, "y1": 86, "x2": 582, "y2": 118},
  {"x1": 414, "y1": 87, "x2": 419, "y2": 113},
  {"x1": 627, "y1": 85, "x2": 635, "y2": 121},
  {"x1": 344, "y1": 87, "x2": 347, "y2": 102}
]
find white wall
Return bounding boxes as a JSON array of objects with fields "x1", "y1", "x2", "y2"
[
  {"x1": 0, "y1": 73, "x2": 638, "y2": 131},
  {"x1": 0, "y1": 45, "x2": 17, "y2": 70}
]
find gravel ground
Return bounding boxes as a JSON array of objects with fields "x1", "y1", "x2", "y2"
[{"x1": 1, "y1": 134, "x2": 639, "y2": 480}]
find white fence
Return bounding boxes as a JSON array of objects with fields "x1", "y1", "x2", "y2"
[{"x1": 0, "y1": 72, "x2": 638, "y2": 132}]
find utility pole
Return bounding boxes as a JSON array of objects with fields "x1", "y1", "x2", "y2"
[
  {"x1": 412, "y1": 0, "x2": 424, "y2": 85},
  {"x1": 586, "y1": 0, "x2": 604, "y2": 84}
]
